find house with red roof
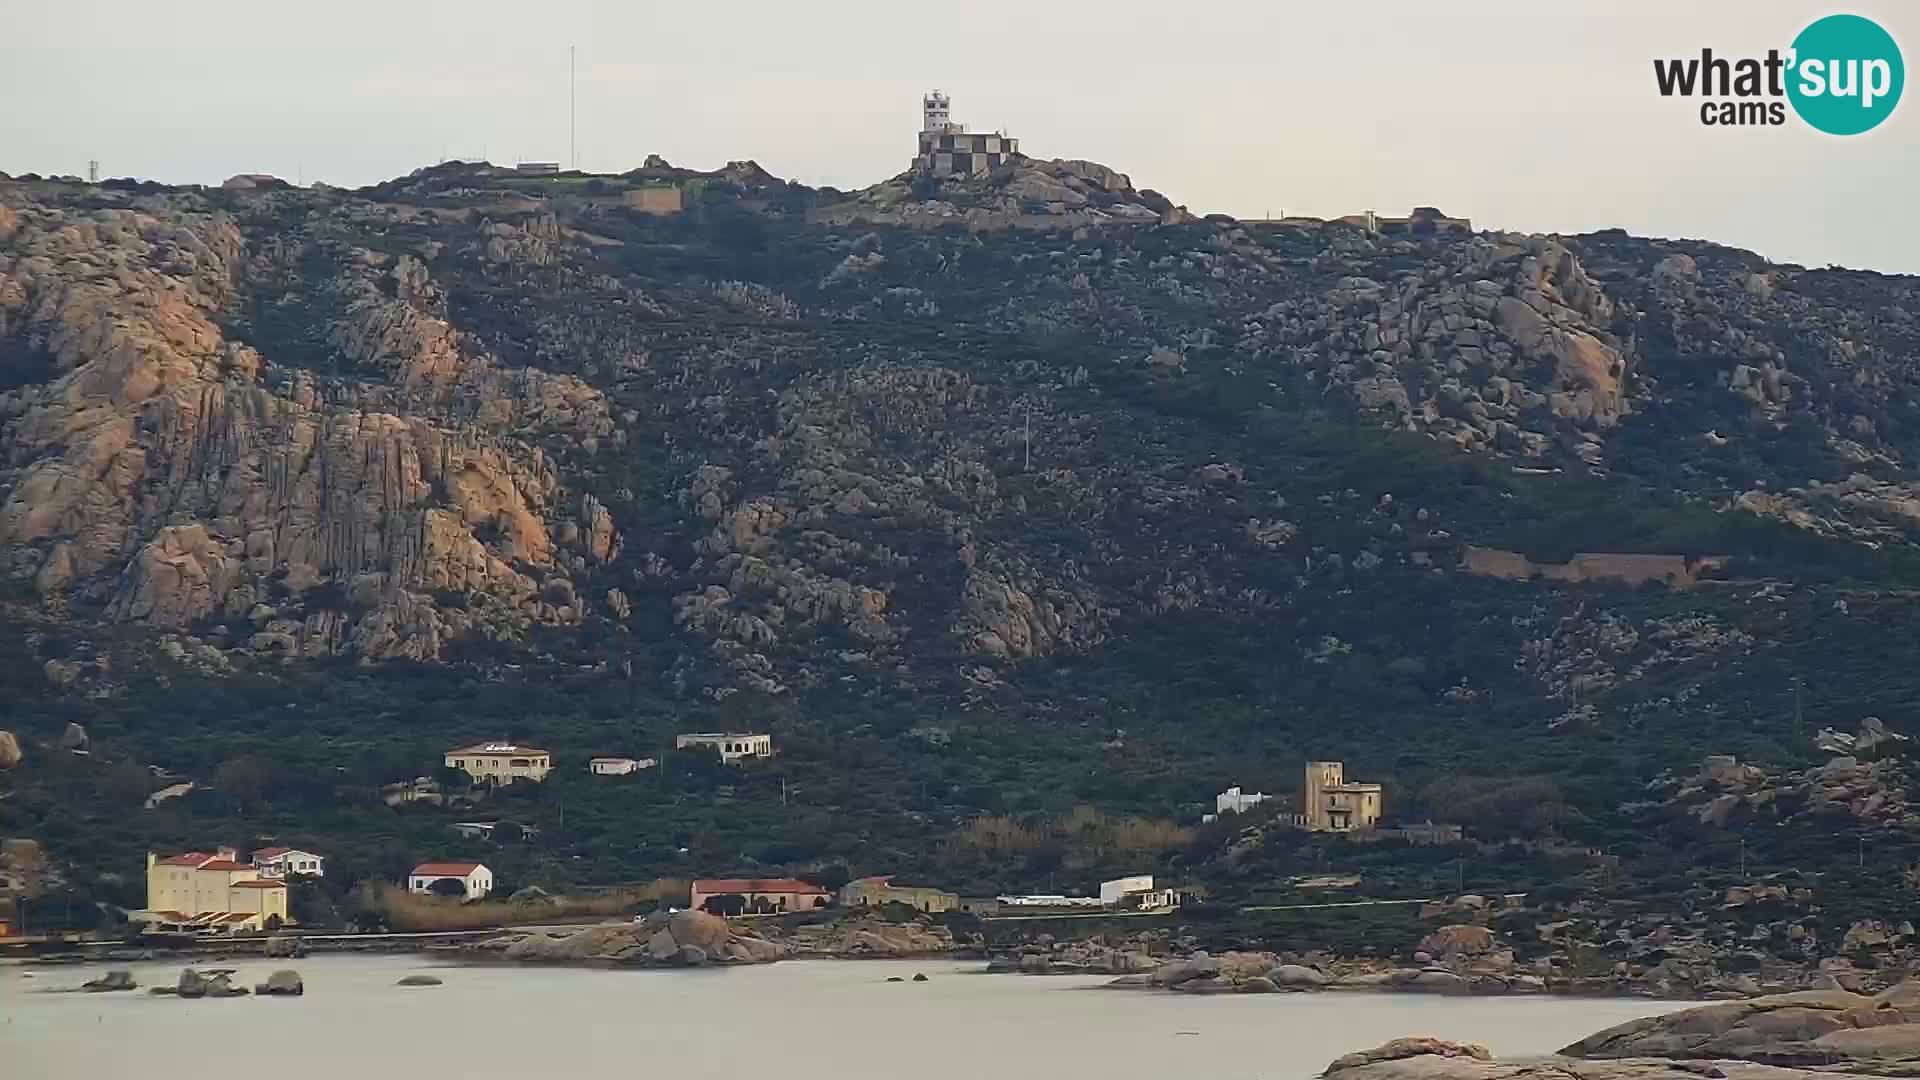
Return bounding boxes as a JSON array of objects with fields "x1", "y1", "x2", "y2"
[
  {"x1": 690, "y1": 877, "x2": 830, "y2": 916},
  {"x1": 139, "y1": 847, "x2": 289, "y2": 932},
  {"x1": 408, "y1": 861, "x2": 494, "y2": 900}
]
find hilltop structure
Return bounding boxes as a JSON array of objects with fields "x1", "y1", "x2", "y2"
[{"x1": 913, "y1": 90, "x2": 1020, "y2": 178}]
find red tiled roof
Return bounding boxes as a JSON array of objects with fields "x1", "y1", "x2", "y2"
[
  {"x1": 155, "y1": 853, "x2": 215, "y2": 867},
  {"x1": 412, "y1": 862, "x2": 486, "y2": 877},
  {"x1": 693, "y1": 878, "x2": 829, "y2": 895},
  {"x1": 232, "y1": 880, "x2": 286, "y2": 889},
  {"x1": 198, "y1": 860, "x2": 253, "y2": 872}
]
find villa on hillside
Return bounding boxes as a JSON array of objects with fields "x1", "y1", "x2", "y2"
[
  {"x1": 445, "y1": 742, "x2": 552, "y2": 785},
  {"x1": 691, "y1": 877, "x2": 829, "y2": 915},
  {"x1": 409, "y1": 861, "x2": 494, "y2": 900},
  {"x1": 136, "y1": 848, "x2": 289, "y2": 932},
  {"x1": 251, "y1": 847, "x2": 325, "y2": 878},
  {"x1": 674, "y1": 733, "x2": 773, "y2": 764}
]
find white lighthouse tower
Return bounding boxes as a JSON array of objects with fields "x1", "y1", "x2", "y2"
[{"x1": 922, "y1": 89, "x2": 955, "y2": 133}]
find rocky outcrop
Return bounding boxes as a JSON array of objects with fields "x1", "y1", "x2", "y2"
[
  {"x1": 1323, "y1": 989, "x2": 1920, "y2": 1078},
  {"x1": 479, "y1": 912, "x2": 788, "y2": 967},
  {"x1": 0, "y1": 729, "x2": 20, "y2": 769},
  {"x1": 773, "y1": 918, "x2": 954, "y2": 957},
  {"x1": 1562, "y1": 985, "x2": 1920, "y2": 1070},
  {"x1": 0, "y1": 193, "x2": 614, "y2": 661},
  {"x1": 815, "y1": 157, "x2": 1187, "y2": 232}
]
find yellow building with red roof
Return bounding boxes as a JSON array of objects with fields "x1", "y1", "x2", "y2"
[{"x1": 141, "y1": 847, "x2": 289, "y2": 932}]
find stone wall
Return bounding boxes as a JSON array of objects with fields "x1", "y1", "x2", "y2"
[{"x1": 1462, "y1": 546, "x2": 1729, "y2": 589}]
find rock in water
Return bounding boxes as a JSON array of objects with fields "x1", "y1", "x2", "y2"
[
  {"x1": 1324, "y1": 1038, "x2": 1493, "y2": 1076},
  {"x1": 676, "y1": 944, "x2": 709, "y2": 967},
  {"x1": 396, "y1": 974, "x2": 443, "y2": 987},
  {"x1": 263, "y1": 934, "x2": 306, "y2": 958},
  {"x1": 175, "y1": 968, "x2": 209, "y2": 998},
  {"x1": 911, "y1": 973, "x2": 929, "y2": 982},
  {"x1": 81, "y1": 970, "x2": 136, "y2": 992},
  {"x1": 256, "y1": 969, "x2": 304, "y2": 996}
]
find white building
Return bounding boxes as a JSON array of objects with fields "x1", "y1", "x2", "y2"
[
  {"x1": 408, "y1": 861, "x2": 493, "y2": 900},
  {"x1": 251, "y1": 847, "x2": 325, "y2": 878},
  {"x1": 1217, "y1": 786, "x2": 1271, "y2": 816},
  {"x1": 1100, "y1": 875, "x2": 1155, "y2": 906},
  {"x1": 589, "y1": 756, "x2": 656, "y2": 776},
  {"x1": 674, "y1": 733, "x2": 773, "y2": 764}
]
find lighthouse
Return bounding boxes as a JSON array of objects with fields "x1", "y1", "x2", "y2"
[{"x1": 922, "y1": 89, "x2": 954, "y2": 134}]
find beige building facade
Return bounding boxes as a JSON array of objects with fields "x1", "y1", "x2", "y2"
[
  {"x1": 143, "y1": 849, "x2": 290, "y2": 931},
  {"x1": 446, "y1": 743, "x2": 552, "y2": 784},
  {"x1": 839, "y1": 876, "x2": 959, "y2": 912},
  {"x1": 1303, "y1": 761, "x2": 1383, "y2": 832}
]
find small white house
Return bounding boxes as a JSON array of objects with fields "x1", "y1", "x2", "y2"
[
  {"x1": 674, "y1": 733, "x2": 773, "y2": 764},
  {"x1": 252, "y1": 847, "x2": 325, "y2": 879},
  {"x1": 408, "y1": 861, "x2": 494, "y2": 900},
  {"x1": 589, "y1": 756, "x2": 657, "y2": 776}
]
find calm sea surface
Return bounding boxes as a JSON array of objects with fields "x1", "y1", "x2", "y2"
[{"x1": 1, "y1": 955, "x2": 1696, "y2": 1080}]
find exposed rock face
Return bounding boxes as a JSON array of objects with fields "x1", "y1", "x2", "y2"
[
  {"x1": 485, "y1": 913, "x2": 787, "y2": 966},
  {"x1": 1562, "y1": 985, "x2": 1920, "y2": 1069},
  {"x1": 775, "y1": 919, "x2": 954, "y2": 957},
  {"x1": 0, "y1": 190, "x2": 615, "y2": 660}
]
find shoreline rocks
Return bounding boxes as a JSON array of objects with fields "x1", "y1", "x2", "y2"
[
  {"x1": 469, "y1": 910, "x2": 789, "y2": 967},
  {"x1": 1323, "y1": 982, "x2": 1920, "y2": 1078}
]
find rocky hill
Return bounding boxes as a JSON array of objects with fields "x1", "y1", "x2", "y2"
[{"x1": 6, "y1": 158, "x2": 1920, "y2": 927}]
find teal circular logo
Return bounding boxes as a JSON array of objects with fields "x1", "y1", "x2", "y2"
[{"x1": 1788, "y1": 14, "x2": 1904, "y2": 135}]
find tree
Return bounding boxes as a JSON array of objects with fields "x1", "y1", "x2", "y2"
[
  {"x1": 428, "y1": 877, "x2": 468, "y2": 898},
  {"x1": 214, "y1": 755, "x2": 272, "y2": 814}
]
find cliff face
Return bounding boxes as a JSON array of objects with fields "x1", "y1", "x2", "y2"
[
  {"x1": 0, "y1": 192, "x2": 616, "y2": 660},
  {"x1": 4, "y1": 160, "x2": 1920, "y2": 692}
]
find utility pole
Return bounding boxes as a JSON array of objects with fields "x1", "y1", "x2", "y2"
[
  {"x1": 1739, "y1": 837, "x2": 1747, "y2": 880},
  {"x1": 570, "y1": 45, "x2": 576, "y2": 170},
  {"x1": 1024, "y1": 403, "x2": 1032, "y2": 473},
  {"x1": 1859, "y1": 834, "x2": 1866, "y2": 869},
  {"x1": 1794, "y1": 677, "x2": 1804, "y2": 741}
]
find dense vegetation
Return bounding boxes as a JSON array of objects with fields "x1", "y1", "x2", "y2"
[{"x1": 6, "y1": 162, "x2": 1920, "y2": 952}]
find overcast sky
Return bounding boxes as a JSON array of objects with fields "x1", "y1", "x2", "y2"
[{"x1": 3, "y1": 1, "x2": 1913, "y2": 272}]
